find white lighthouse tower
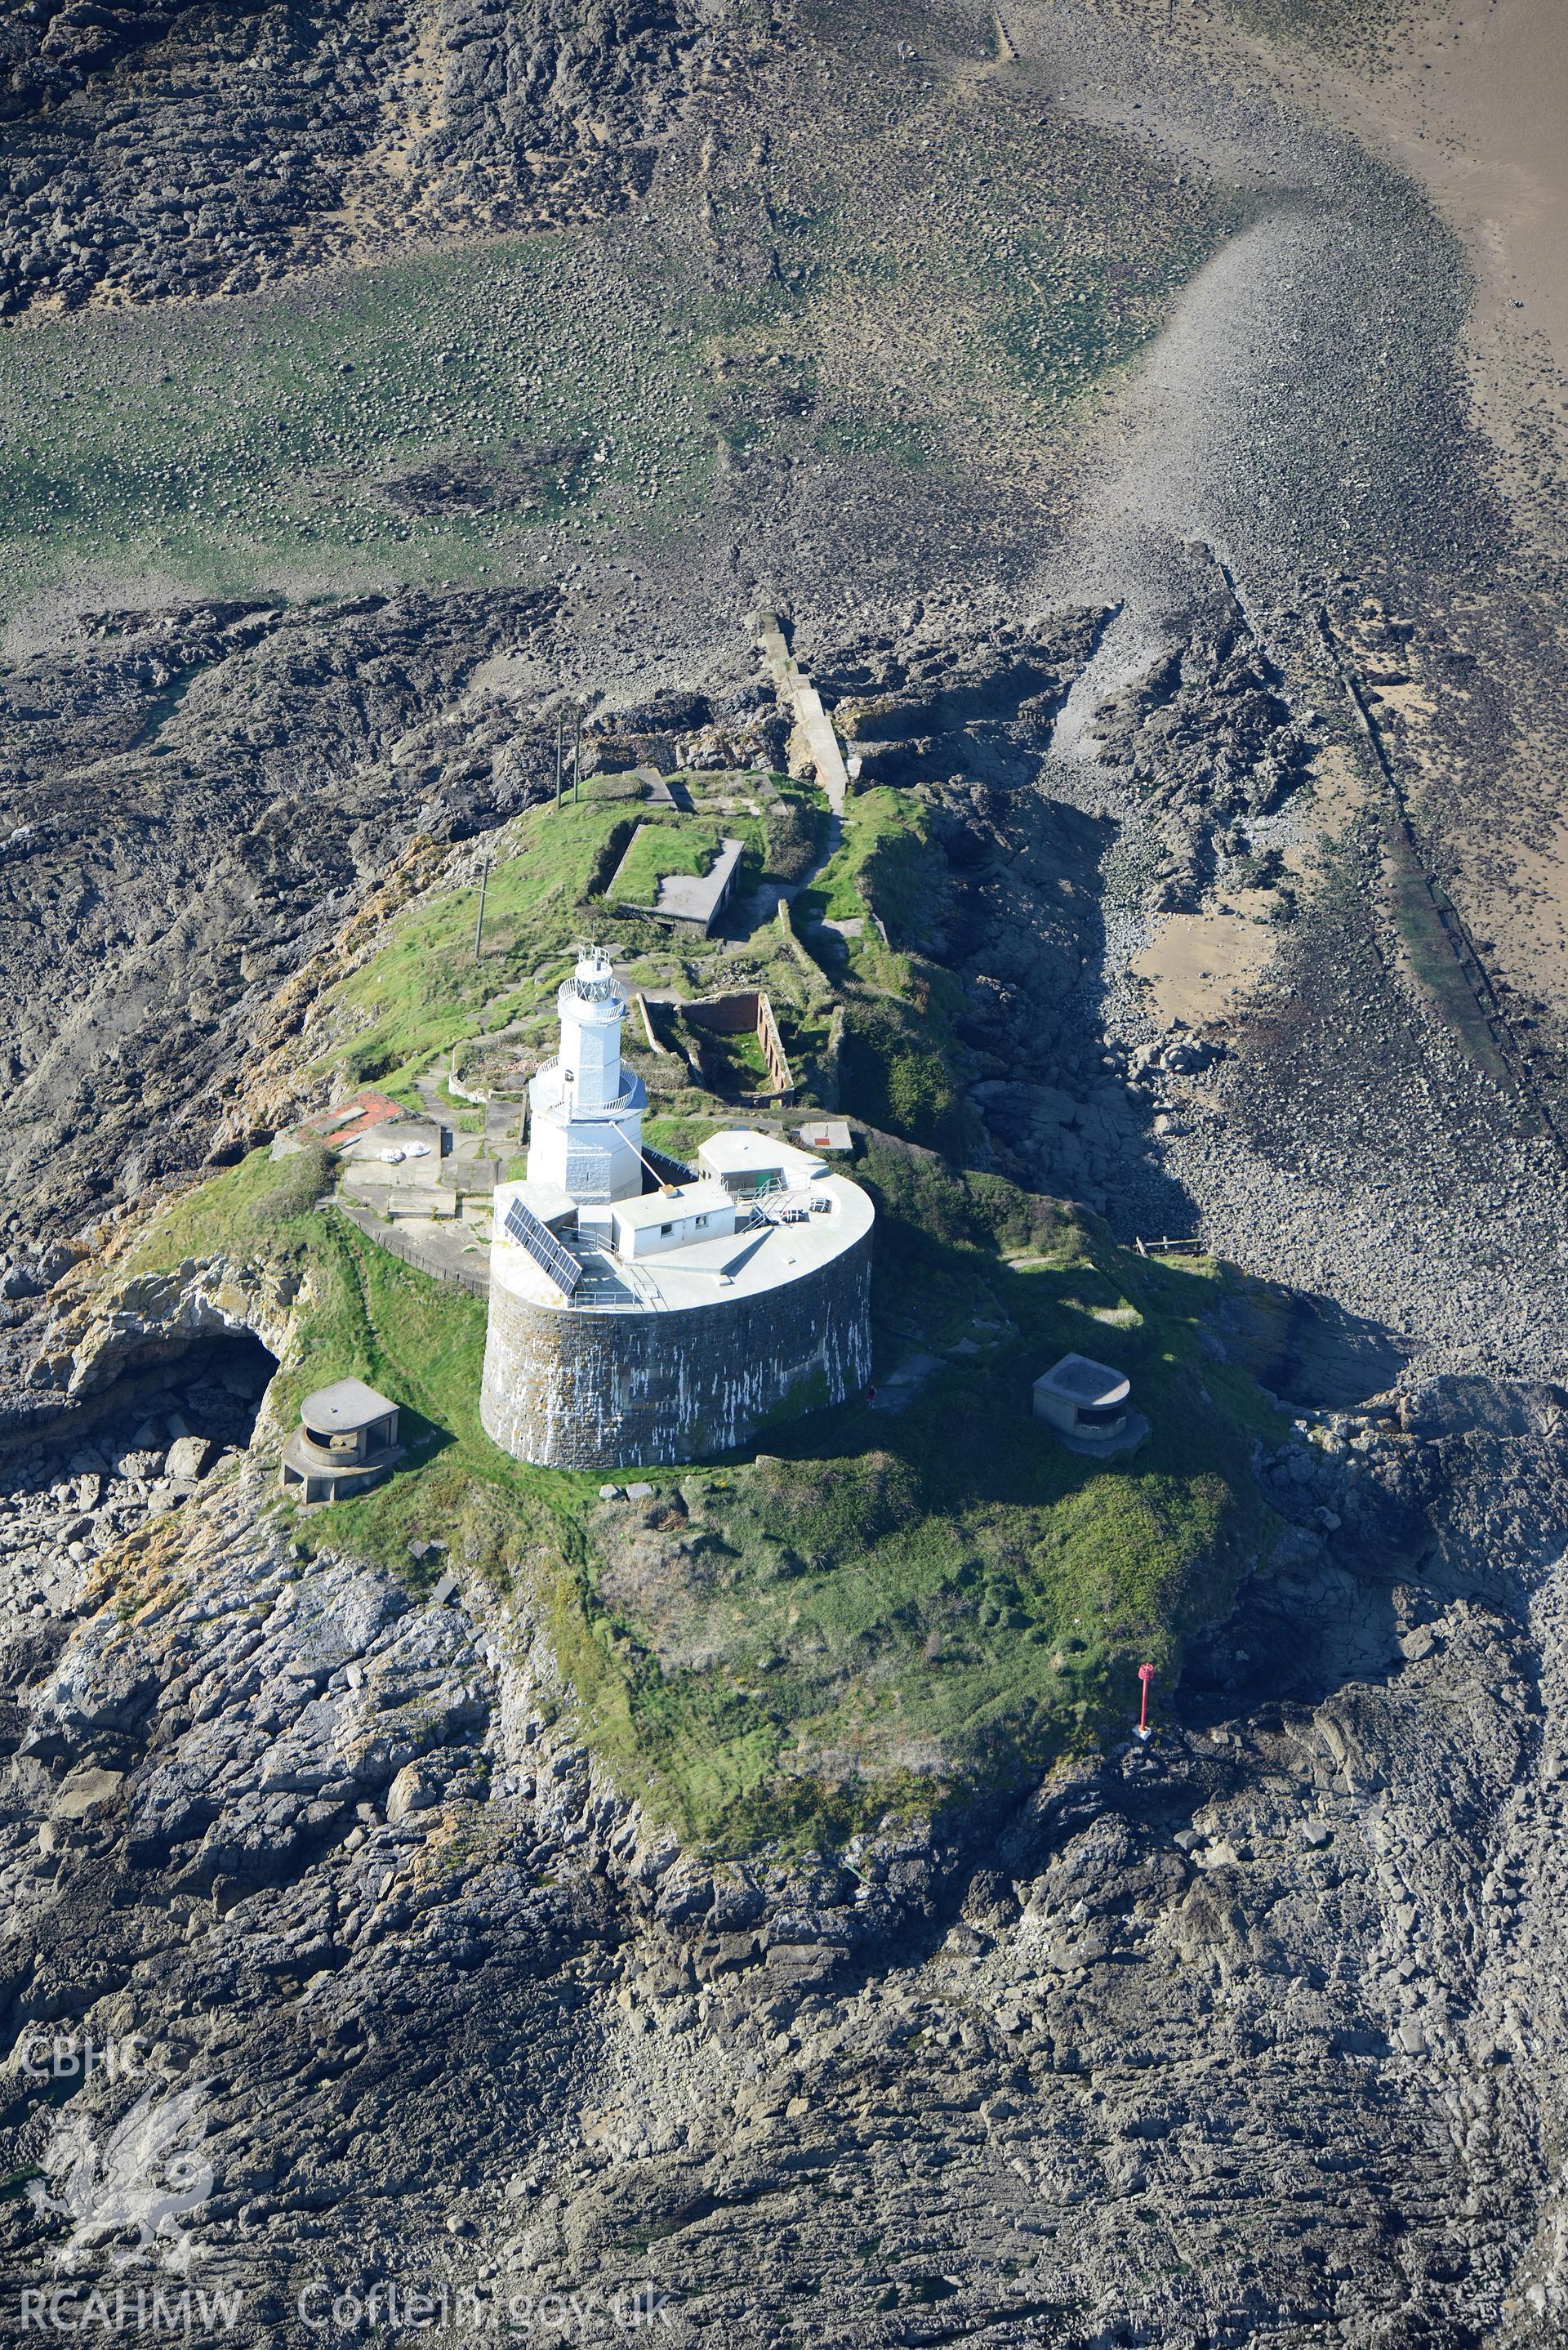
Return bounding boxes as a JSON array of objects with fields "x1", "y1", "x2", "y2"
[{"x1": 526, "y1": 947, "x2": 646, "y2": 1202}]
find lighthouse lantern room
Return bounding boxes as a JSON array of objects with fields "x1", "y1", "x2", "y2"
[{"x1": 525, "y1": 948, "x2": 647, "y2": 1204}]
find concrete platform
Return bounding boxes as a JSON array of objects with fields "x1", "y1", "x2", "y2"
[
  {"x1": 341, "y1": 1120, "x2": 444, "y2": 1176},
  {"x1": 608, "y1": 826, "x2": 746, "y2": 934},
  {"x1": 385, "y1": 1185, "x2": 460, "y2": 1220},
  {"x1": 335, "y1": 1199, "x2": 491, "y2": 1295}
]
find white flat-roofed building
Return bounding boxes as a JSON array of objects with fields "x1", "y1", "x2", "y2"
[
  {"x1": 608, "y1": 1182, "x2": 737, "y2": 1260},
  {"x1": 696, "y1": 1128, "x2": 827, "y2": 1197},
  {"x1": 795, "y1": 1117, "x2": 853, "y2": 1154}
]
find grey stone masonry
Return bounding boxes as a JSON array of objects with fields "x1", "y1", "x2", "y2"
[{"x1": 479, "y1": 1231, "x2": 872, "y2": 1470}]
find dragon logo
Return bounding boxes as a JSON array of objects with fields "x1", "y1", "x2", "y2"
[{"x1": 26, "y1": 2080, "x2": 215, "y2": 2274}]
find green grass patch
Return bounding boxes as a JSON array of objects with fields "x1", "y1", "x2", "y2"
[
  {"x1": 304, "y1": 789, "x2": 811, "y2": 1105},
  {"x1": 320, "y1": 799, "x2": 630, "y2": 1096},
  {"x1": 122, "y1": 1129, "x2": 1278, "y2": 1855},
  {"x1": 114, "y1": 728, "x2": 1281, "y2": 1855},
  {"x1": 535, "y1": 1140, "x2": 1276, "y2": 1849},
  {"x1": 839, "y1": 987, "x2": 975, "y2": 1157},
  {"x1": 122, "y1": 1144, "x2": 332, "y2": 1276},
  {"x1": 791, "y1": 787, "x2": 979, "y2": 1152},
  {"x1": 641, "y1": 1113, "x2": 718, "y2": 1166},
  {"x1": 798, "y1": 787, "x2": 935, "y2": 937},
  {"x1": 608, "y1": 821, "x2": 727, "y2": 907},
  {"x1": 125, "y1": 1157, "x2": 602, "y2": 1593}
]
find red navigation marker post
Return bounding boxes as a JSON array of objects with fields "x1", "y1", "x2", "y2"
[{"x1": 1135, "y1": 1661, "x2": 1156, "y2": 1742}]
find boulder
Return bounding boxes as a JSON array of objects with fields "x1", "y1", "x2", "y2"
[
  {"x1": 34, "y1": 1623, "x2": 158, "y2": 1737},
  {"x1": 51, "y1": 1767, "x2": 125, "y2": 1822},
  {"x1": 166, "y1": 1434, "x2": 216, "y2": 1483},
  {"x1": 385, "y1": 1761, "x2": 443, "y2": 1825}
]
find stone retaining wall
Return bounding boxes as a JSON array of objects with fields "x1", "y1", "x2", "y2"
[
  {"x1": 685, "y1": 988, "x2": 796, "y2": 1099},
  {"x1": 479, "y1": 1232, "x2": 871, "y2": 1469}
]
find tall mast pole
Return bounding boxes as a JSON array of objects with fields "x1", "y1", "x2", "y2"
[{"x1": 473, "y1": 858, "x2": 490, "y2": 962}]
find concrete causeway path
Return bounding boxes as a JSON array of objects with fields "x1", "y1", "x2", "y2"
[{"x1": 752, "y1": 606, "x2": 849, "y2": 813}]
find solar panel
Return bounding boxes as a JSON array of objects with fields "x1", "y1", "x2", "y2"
[{"x1": 502, "y1": 1197, "x2": 582, "y2": 1298}]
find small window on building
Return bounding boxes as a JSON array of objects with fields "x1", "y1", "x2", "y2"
[
  {"x1": 660, "y1": 1223, "x2": 673, "y2": 1235},
  {"x1": 696, "y1": 1214, "x2": 708, "y2": 1228}
]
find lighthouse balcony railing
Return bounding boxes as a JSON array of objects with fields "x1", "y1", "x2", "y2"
[{"x1": 531, "y1": 1060, "x2": 644, "y2": 1121}]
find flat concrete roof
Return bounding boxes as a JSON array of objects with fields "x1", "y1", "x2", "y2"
[
  {"x1": 1034, "y1": 1354, "x2": 1130, "y2": 1408},
  {"x1": 491, "y1": 1175, "x2": 872, "y2": 1314},
  {"x1": 611, "y1": 1181, "x2": 733, "y2": 1230},
  {"x1": 644, "y1": 1226, "x2": 772, "y2": 1278},
  {"x1": 697, "y1": 1129, "x2": 826, "y2": 1183},
  {"x1": 301, "y1": 1376, "x2": 399, "y2": 1431},
  {"x1": 795, "y1": 1118, "x2": 853, "y2": 1153},
  {"x1": 609, "y1": 827, "x2": 746, "y2": 931},
  {"x1": 515, "y1": 1179, "x2": 578, "y2": 1230},
  {"x1": 659, "y1": 836, "x2": 744, "y2": 929}
]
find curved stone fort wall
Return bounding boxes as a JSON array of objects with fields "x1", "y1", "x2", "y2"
[{"x1": 479, "y1": 1232, "x2": 873, "y2": 1470}]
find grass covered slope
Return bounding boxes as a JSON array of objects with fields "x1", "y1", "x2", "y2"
[
  {"x1": 110, "y1": 755, "x2": 1282, "y2": 1853},
  {"x1": 568, "y1": 1141, "x2": 1277, "y2": 1847},
  {"x1": 122, "y1": 1130, "x2": 1278, "y2": 1854},
  {"x1": 286, "y1": 782, "x2": 808, "y2": 1111}
]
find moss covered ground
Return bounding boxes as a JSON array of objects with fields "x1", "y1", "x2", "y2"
[
  {"x1": 119, "y1": 767, "x2": 1284, "y2": 1855},
  {"x1": 125, "y1": 1130, "x2": 1278, "y2": 1853},
  {"x1": 0, "y1": 234, "x2": 724, "y2": 620},
  {"x1": 608, "y1": 822, "x2": 733, "y2": 909},
  {"x1": 0, "y1": 39, "x2": 1241, "y2": 626}
]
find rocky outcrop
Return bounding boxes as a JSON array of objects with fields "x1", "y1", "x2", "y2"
[
  {"x1": 0, "y1": 586, "x2": 558, "y2": 1253},
  {"x1": 0, "y1": 1337, "x2": 267, "y2": 1624},
  {"x1": 1093, "y1": 592, "x2": 1313, "y2": 913},
  {"x1": 0, "y1": 0, "x2": 724, "y2": 316},
  {"x1": 2, "y1": 1367, "x2": 1567, "y2": 2341},
  {"x1": 823, "y1": 610, "x2": 1108, "y2": 791},
  {"x1": 56, "y1": 1253, "x2": 295, "y2": 1405}
]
